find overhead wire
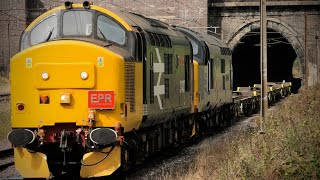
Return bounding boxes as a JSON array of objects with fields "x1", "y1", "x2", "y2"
[
  {"x1": 131, "y1": 0, "x2": 203, "y2": 26},
  {"x1": 268, "y1": 39, "x2": 292, "y2": 45},
  {"x1": 174, "y1": 0, "x2": 207, "y2": 14},
  {"x1": 0, "y1": 11, "x2": 29, "y2": 23},
  {"x1": 0, "y1": 1, "x2": 205, "y2": 29},
  {"x1": 0, "y1": 8, "x2": 47, "y2": 11},
  {"x1": 103, "y1": 1, "x2": 133, "y2": 12}
]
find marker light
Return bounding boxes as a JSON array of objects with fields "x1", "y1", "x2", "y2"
[
  {"x1": 41, "y1": 72, "x2": 49, "y2": 80},
  {"x1": 83, "y1": 1, "x2": 91, "y2": 9},
  {"x1": 17, "y1": 103, "x2": 25, "y2": 111},
  {"x1": 60, "y1": 93, "x2": 71, "y2": 104},
  {"x1": 80, "y1": 71, "x2": 89, "y2": 80},
  {"x1": 65, "y1": 1, "x2": 73, "y2": 9},
  {"x1": 40, "y1": 95, "x2": 49, "y2": 104}
]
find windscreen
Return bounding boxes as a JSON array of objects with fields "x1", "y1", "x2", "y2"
[
  {"x1": 30, "y1": 15, "x2": 57, "y2": 45},
  {"x1": 189, "y1": 37, "x2": 199, "y2": 56},
  {"x1": 97, "y1": 15, "x2": 126, "y2": 45},
  {"x1": 63, "y1": 11, "x2": 93, "y2": 36}
]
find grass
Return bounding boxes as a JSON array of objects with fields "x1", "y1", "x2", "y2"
[
  {"x1": 0, "y1": 100, "x2": 11, "y2": 141},
  {"x1": 292, "y1": 58, "x2": 302, "y2": 78},
  {"x1": 0, "y1": 76, "x2": 10, "y2": 93},
  {"x1": 155, "y1": 85, "x2": 320, "y2": 179},
  {"x1": 0, "y1": 76, "x2": 10, "y2": 141},
  {"x1": 0, "y1": 75, "x2": 319, "y2": 179}
]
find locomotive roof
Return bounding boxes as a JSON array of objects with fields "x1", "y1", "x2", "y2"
[
  {"x1": 119, "y1": 11, "x2": 179, "y2": 36},
  {"x1": 174, "y1": 26, "x2": 228, "y2": 48},
  {"x1": 26, "y1": 4, "x2": 180, "y2": 36},
  {"x1": 26, "y1": 4, "x2": 190, "y2": 47},
  {"x1": 115, "y1": 11, "x2": 190, "y2": 46}
]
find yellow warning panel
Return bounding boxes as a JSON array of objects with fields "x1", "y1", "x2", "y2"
[
  {"x1": 14, "y1": 147, "x2": 50, "y2": 179},
  {"x1": 34, "y1": 63, "x2": 96, "y2": 89},
  {"x1": 80, "y1": 146, "x2": 121, "y2": 178}
]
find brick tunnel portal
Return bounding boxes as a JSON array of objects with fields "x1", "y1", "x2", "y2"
[{"x1": 232, "y1": 28, "x2": 302, "y2": 92}]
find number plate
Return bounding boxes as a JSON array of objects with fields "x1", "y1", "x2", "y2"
[{"x1": 88, "y1": 91, "x2": 115, "y2": 109}]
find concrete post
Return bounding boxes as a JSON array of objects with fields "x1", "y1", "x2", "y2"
[{"x1": 260, "y1": 0, "x2": 268, "y2": 133}]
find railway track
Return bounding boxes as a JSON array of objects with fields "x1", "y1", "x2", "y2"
[
  {"x1": 0, "y1": 93, "x2": 10, "y2": 101},
  {"x1": 0, "y1": 148, "x2": 14, "y2": 171}
]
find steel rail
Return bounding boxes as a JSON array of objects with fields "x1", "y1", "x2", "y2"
[
  {"x1": 0, "y1": 148, "x2": 14, "y2": 171},
  {"x1": 0, "y1": 93, "x2": 10, "y2": 101}
]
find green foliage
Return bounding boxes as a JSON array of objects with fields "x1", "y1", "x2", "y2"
[
  {"x1": 217, "y1": 86, "x2": 320, "y2": 179},
  {"x1": 292, "y1": 58, "x2": 302, "y2": 78}
]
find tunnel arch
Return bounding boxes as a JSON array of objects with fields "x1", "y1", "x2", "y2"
[{"x1": 227, "y1": 18, "x2": 303, "y2": 91}]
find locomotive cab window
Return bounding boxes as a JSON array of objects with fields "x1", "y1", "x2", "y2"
[
  {"x1": 63, "y1": 11, "x2": 92, "y2": 36},
  {"x1": 20, "y1": 32, "x2": 28, "y2": 50},
  {"x1": 189, "y1": 38, "x2": 199, "y2": 56},
  {"x1": 30, "y1": 15, "x2": 57, "y2": 46},
  {"x1": 97, "y1": 15, "x2": 126, "y2": 45}
]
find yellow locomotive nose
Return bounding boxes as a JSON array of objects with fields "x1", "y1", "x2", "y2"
[
  {"x1": 10, "y1": 40, "x2": 125, "y2": 128},
  {"x1": 10, "y1": 40, "x2": 126, "y2": 178}
]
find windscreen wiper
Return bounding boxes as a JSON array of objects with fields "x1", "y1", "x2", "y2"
[
  {"x1": 98, "y1": 28, "x2": 112, "y2": 47},
  {"x1": 45, "y1": 27, "x2": 55, "y2": 42}
]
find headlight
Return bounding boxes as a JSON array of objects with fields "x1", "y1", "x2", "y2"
[
  {"x1": 60, "y1": 93, "x2": 71, "y2": 104},
  {"x1": 41, "y1": 72, "x2": 49, "y2": 80},
  {"x1": 80, "y1": 71, "x2": 88, "y2": 80}
]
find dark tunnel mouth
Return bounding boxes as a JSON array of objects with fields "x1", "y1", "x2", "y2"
[{"x1": 232, "y1": 28, "x2": 302, "y2": 92}]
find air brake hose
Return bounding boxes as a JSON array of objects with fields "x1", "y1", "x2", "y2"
[{"x1": 80, "y1": 143, "x2": 116, "y2": 166}]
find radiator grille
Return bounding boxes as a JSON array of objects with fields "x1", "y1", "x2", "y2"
[{"x1": 125, "y1": 63, "x2": 135, "y2": 112}]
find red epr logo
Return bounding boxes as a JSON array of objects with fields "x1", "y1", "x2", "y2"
[{"x1": 88, "y1": 91, "x2": 115, "y2": 109}]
